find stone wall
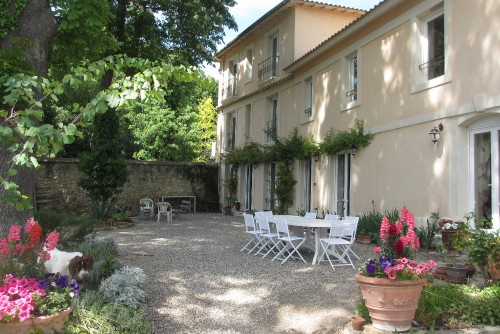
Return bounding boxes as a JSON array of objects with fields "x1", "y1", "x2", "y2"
[{"x1": 35, "y1": 159, "x2": 220, "y2": 214}]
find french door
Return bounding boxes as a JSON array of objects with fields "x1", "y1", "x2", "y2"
[
  {"x1": 335, "y1": 153, "x2": 351, "y2": 217},
  {"x1": 245, "y1": 164, "x2": 253, "y2": 210},
  {"x1": 303, "y1": 159, "x2": 312, "y2": 211},
  {"x1": 470, "y1": 122, "x2": 500, "y2": 228}
]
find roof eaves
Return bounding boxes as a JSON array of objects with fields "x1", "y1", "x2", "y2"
[{"x1": 284, "y1": 0, "x2": 388, "y2": 72}]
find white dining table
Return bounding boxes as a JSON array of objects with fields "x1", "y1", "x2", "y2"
[{"x1": 268, "y1": 215, "x2": 342, "y2": 265}]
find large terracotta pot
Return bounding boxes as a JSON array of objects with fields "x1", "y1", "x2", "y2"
[
  {"x1": 355, "y1": 273, "x2": 425, "y2": 332},
  {"x1": 0, "y1": 304, "x2": 73, "y2": 334},
  {"x1": 488, "y1": 260, "x2": 500, "y2": 283}
]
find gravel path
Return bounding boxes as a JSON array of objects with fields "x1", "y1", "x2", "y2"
[
  {"x1": 96, "y1": 213, "x2": 378, "y2": 334},
  {"x1": 96, "y1": 213, "x2": 491, "y2": 334}
]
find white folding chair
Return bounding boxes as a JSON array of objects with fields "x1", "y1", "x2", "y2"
[
  {"x1": 342, "y1": 216, "x2": 360, "y2": 260},
  {"x1": 324, "y1": 214, "x2": 339, "y2": 221},
  {"x1": 255, "y1": 211, "x2": 273, "y2": 218},
  {"x1": 157, "y1": 202, "x2": 172, "y2": 222},
  {"x1": 139, "y1": 198, "x2": 155, "y2": 218},
  {"x1": 304, "y1": 212, "x2": 317, "y2": 219},
  {"x1": 241, "y1": 213, "x2": 263, "y2": 253},
  {"x1": 254, "y1": 216, "x2": 280, "y2": 259},
  {"x1": 319, "y1": 221, "x2": 357, "y2": 270},
  {"x1": 272, "y1": 218, "x2": 306, "y2": 264}
]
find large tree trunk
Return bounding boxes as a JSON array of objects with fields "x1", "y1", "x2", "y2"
[{"x1": 0, "y1": 0, "x2": 57, "y2": 228}]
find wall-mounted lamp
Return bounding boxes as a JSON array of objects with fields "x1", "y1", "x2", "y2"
[
  {"x1": 312, "y1": 154, "x2": 320, "y2": 162},
  {"x1": 429, "y1": 123, "x2": 444, "y2": 144},
  {"x1": 230, "y1": 163, "x2": 239, "y2": 173},
  {"x1": 349, "y1": 144, "x2": 358, "y2": 156}
]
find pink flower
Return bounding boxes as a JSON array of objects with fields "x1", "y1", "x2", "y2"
[
  {"x1": 395, "y1": 220, "x2": 403, "y2": 234},
  {"x1": 399, "y1": 258, "x2": 409, "y2": 264},
  {"x1": 394, "y1": 264, "x2": 404, "y2": 271},
  {"x1": 380, "y1": 217, "x2": 390, "y2": 239},
  {"x1": 373, "y1": 247, "x2": 381, "y2": 254},
  {"x1": 7, "y1": 225, "x2": 21, "y2": 242},
  {"x1": 388, "y1": 273, "x2": 396, "y2": 280},
  {"x1": 43, "y1": 231, "x2": 60, "y2": 252}
]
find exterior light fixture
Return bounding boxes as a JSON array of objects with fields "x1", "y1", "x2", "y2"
[
  {"x1": 312, "y1": 154, "x2": 320, "y2": 162},
  {"x1": 349, "y1": 144, "x2": 358, "y2": 156},
  {"x1": 429, "y1": 123, "x2": 444, "y2": 144}
]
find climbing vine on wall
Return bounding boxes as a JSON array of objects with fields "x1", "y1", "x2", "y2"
[
  {"x1": 0, "y1": 0, "x2": 29, "y2": 38},
  {"x1": 274, "y1": 162, "x2": 297, "y2": 214}
]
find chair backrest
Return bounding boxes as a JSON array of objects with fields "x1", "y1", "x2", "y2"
[
  {"x1": 273, "y1": 218, "x2": 289, "y2": 237},
  {"x1": 255, "y1": 216, "x2": 270, "y2": 232},
  {"x1": 304, "y1": 212, "x2": 317, "y2": 219},
  {"x1": 158, "y1": 202, "x2": 172, "y2": 213},
  {"x1": 140, "y1": 198, "x2": 153, "y2": 208},
  {"x1": 243, "y1": 213, "x2": 257, "y2": 231},
  {"x1": 255, "y1": 211, "x2": 273, "y2": 218},
  {"x1": 344, "y1": 216, "x2": 359, "y2": 224},
  {"x1": 324, "y1": 214, "x2": 339, "y2": 221},
  {"x1": 340, "y1": 220, "x2": 358, "y2": 241},
  {"x1": 329, "y1": 223, "x2": 345, "y2": 238}
]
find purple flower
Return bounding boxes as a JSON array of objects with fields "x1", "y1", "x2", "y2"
[
  {"x1": 55, "y1": 274, "x2": 69, "y2": 288},
  {"x1": 379, "y1": 257, "x2": 394, "y2": 271}
]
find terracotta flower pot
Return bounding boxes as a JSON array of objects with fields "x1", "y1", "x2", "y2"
[
  {"x1": 351, "y1": 315, "x2": 366, "y2": 331},
  {"x1": 488, "y1": 261, "x2": 500, "y2": 283},
  {"x1": 441, "y1": 229, "x2": 458, "y2": 250},
  {"x1": 355, "y1": 273, "x2": 425, "y2": 332},
  {"x1": 0, "y1": 304, "x2": 74, "y2": 334},
  {"x1": 356, "y1": 235, "x2": 371, "y2": 244}
]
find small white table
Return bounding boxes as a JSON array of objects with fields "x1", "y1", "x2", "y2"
[
  {"x1": 158, "y1": 196, "x2": 197, "y2": 213},
  {"x1": 269, "y1": 215, "x2": 340, "y2": 265}
]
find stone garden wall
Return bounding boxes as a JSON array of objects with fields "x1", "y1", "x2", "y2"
[{"x1": 35, "y1": 159, "x2": 220, "y2": 215}]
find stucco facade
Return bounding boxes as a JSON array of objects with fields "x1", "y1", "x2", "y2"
[{"x1": 215, "y1": 0, "x2": 500, "y2": 228}]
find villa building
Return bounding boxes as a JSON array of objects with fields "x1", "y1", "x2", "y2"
[{"x1": 215, "y1": 0, "x2": 500, "y2": 228}]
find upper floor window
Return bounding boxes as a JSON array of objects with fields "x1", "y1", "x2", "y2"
[
  {"x1": 222, "y1": 59, "x2": 238, "y2": 100},
  {"x1": 303, "y1": 77, "x2": 313, "y2": 122},
  {"x1": 245, "y1": 47, "x2": 253, "y2": 82},
  {"x1": 267, "y1": 97, "x2": 278, "y2": 142},
  {"x1": 421, "y1": 9, "x2": 444, "y2": 80},
  {"x1": 258, "y1": 32, "x2": 280, "y2": 83},
  {"x1": 226, "y1": 112, "x2": 236, "y2": 149},
  {"x1": 411, "y1": 2, "x2": 450, "y2": 93},
  {"x1": 341, "y1": 50, "x2": 360, "y2": 111}
]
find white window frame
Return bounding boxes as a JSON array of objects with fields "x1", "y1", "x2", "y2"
[
  {"x1": 226, "y1": 111, "x2": 237, "y2": 150},
  {"x1": 411, "y1": 1, "x2": 451, "y2": 93},
  {"x1": 340, "y1": 50, "x2": 360, "y2": 111},
  {"x1": 303, "y1": 77, "x2": 313, "y2": 123},
  {"x1": 267, "y1": 96, "x2": 279, "y2": 143}
]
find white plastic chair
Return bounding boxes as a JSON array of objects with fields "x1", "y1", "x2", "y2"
[
  {"x1": 254, "y1": 216, "x2": 280, "y2": 259},
  {"x1": 139, "y1": 198, "x2": 155, "y2": 218},
  {"x1": 304, "y1": 212, "x2": 317, "y2": 219},
  {"x1": 324, "y1": 214, "x2": 340, "y2": 221},
  {"x1": 342, "y1": 216, "x2": 360, "y2": 260},
  {"x1": 272, "y1": 218, "x2": 306, "y2": 264},
  {"x1": 157, "y1": 202, "x2": 173, "y2": 223},
  {"x1": 319, "y1": 221, "x2": 357, "y2": 270},
  {"x1": 255, "y1": 211, "x2": 273, "y2": 218},
  {"x1": 241, "y1": 213, "x2": 263, "y2": 253}
]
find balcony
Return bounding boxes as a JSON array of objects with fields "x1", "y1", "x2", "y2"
[
  {"x1": 258, "y1": 56, "x2": 280, "y2": 83},
  {"x1": 221, "y1": 78, "x2": 237, "y2": 101},
  {"x1": 266, "y1": 119, "x2": 277, "y2": 142}
]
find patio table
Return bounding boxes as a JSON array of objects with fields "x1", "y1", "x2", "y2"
[{"x1": 268, "y1": 215, "x2": 343, "y2": 265}]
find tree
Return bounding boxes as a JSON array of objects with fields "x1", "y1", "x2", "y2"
[
  {"x1": 195, "y1": 96, "x2": 217, "y2": 162},
  {"x1": 78, "y1": 110, "x2": 128, "y2": 219}
]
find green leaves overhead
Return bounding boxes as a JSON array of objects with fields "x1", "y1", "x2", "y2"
[{"x1": 319, "y1": 119, "x2": 374, "y2": 156}]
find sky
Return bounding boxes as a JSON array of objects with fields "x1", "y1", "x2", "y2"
[{"x1": 203, "y1": 0, "x2": 381, "y2": 77}]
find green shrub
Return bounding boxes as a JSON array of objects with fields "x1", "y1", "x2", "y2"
[
  {"x1": 65, "y1": 290, "x2": 152, "y2": 334},
  {"x1": 357, "y1": 210, "x2": 383, "y2": 242},
  {"x1": 416, "y1": 282, "x2": 500, "y2": 328},
  {"x1": 99, "y1": 266, "x2": 147, "y2": 309},
  {"x1": 416, "y1": 219, "x2": 440, "y2": 249},
  {"x1": 34, "y1": 209, "x2": 63, "y2": 235}
]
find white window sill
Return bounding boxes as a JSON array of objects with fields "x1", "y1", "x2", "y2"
[
  {"x1": 411, "y1": 74, "x2": 451, "y2": 94},
  {"x1": 340, "y1": 100, "x2": 360, "y2": 112}
]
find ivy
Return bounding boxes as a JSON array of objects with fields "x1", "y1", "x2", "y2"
[
  {"x1": 319, "y1": 119, "x2": 373, "y2": 155},
  {"x1": 274, "y1": 162, "x2": 297, "y2": 214}
]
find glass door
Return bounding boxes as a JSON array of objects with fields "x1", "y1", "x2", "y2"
[
  {"x1": 470, "y1": 126, "x2": 499, "y2": 228},
  {"x1": 245, "y1": 164, "x2": 253, "y2": 210},
  {"x1": 304, "y1": 159, "x2": 312, "y2": 212},
  {"x1": 335, "y1": 153, "x2": 351, "y2": 217}
]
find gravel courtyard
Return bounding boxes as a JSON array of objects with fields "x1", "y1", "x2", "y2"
[{"x1": 97, "y1": 213, "x2": 376, "y2": 334}]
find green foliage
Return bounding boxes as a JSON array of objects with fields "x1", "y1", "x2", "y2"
[
  {"x1": 319, "y1": 119, "x2": 373, "y2": 155},
  {"x1": 416, "y1": 219, "x2": 440, "y2": 249},
  {"x1": 0, "y1": 0, "x2": 29, "y2": 38},
  {"x1": 223, "y1": 171, "x2": 238, "y2": 205},
  {"x1": 99, "y1": 266, "x2": 147, "y2": 309},
  {"x1": 66, "y1": 290, "x2": 152, "y2": 334},
  {"x1": 467, "y1": 229, "x2": 500, "y2": 277},
  {"x1": 78, "y1": 110, "x2": 128, "y2": 220},
  {"x1": 274, "y1": 162, "x2": 297, "y2": 214},
  {"x1": 357, "y1": 210, "x2": 383, "y2": 240},
  {"x1": 355, "y1": 297, "x2": 370, "y2": 321},
  {"x1": 195, "y1": 96, "x2": 218, "y2": 162},
  {"x1": 0, "y1": 38, "x2": 34, "y2": 75},
  {"x1": 224, "y1": 141, "x2": 266, "y2": 165},
  {"x1": 417, "y1": 283, "x2": 500, "y2": 328}
]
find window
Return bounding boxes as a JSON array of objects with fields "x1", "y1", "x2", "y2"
[
  {"x1": 258, "y1": 31, "x2": 280, "y2": 82},
  {"x1": 341, "y1": 51, "x2": 360, "y2": 111},
  {"x1": 222, "y1": 59, "x2": 238, "y2": 100},
  {"x1": 422, "y1": 9, "x2": 444, "y2": 80},
  {"x1": 226, "y1": 113, "x2": 236, "y2": 149},
  {"x1": 244, "y1": 104, "x2": 251, "y2": 140},
  {"x1": 411, "y1": 2, "x2": 450, "y2": 92},
  {"x1": 304, "y1": 77, "x2": 313, "y2": 121},
  {"x1": 245, "y1": 47, "x2": 253, "y2": 82},
  {"x1": 267, "y1": 97, "x2": 278, "y2": 142}
]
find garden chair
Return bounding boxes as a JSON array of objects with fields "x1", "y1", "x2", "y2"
[
  {"x1": 272, "y1": 217, "x2": 306, "y2": 264},
  {"x1": 319, "y1": 221, "x2": 357, "y2": 270},
  {"x1": 241, "y1": 213, "x2": 263, "y2": 253},
  {"x1": 254, "y1": 216, "x2": 280, "y2": 259},
  {"x1": 157, "y1": 202, "x2": 173, "y2": 223},
  {"x1": 139, "y1": 198, "x2": 155, "y2": 218},
  {"x1": 324, "y1": 214, "x2": 340, "y2": 221}
]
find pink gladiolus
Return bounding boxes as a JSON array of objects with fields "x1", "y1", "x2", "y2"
[
  {"x1": 43, "y1": 231, "x2": 59, "y2": 252},
  {"x1": 7, "y1": 225, "x2": 21, "y2": 242},
  {"x1": 380, "y1": 216, "x2": 390, "y2": 239},
  {"x1": 395, "y1": 220, "x2": 403, "y2": 234}
]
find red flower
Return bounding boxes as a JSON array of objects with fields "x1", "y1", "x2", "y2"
[
  {"x1": 394, "y1": 238, "x2": 404, "y2": 256},
  {"x1": 389, "y1": 224, "x2": 398, "y2": 235}
]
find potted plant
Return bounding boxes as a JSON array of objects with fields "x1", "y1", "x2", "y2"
[
  {"x1": 467, "y1": 228, "x2": 500, "y2": 282},
  {"x1": 429, "y1": 211, "x2": 440, "y2": 225},
  {"x1": 0, "y1": 219, "x2": 80, "y2": 333},
  {"x1": 356, "y1": 207, "x2": 436, "y2": 332}
]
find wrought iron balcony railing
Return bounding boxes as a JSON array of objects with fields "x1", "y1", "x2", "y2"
[
  {"x1": 258, "y1": 56, "x2": 280, "y2": 82},
  {"x1": 304, "y1": 107, "x2": 312, "y2": 117},
  {"x1": 226, "y1": 132, "x2": 235, "y2": 150},
  {"x1": 266, "y1": 119, "x2": 277, "y2": 142},
  {"x1": 346, "y1": 89, "x2": 357, "y2": 103},
  {"x1": 221, "y1": 78, "x2": 237, "y2": 100}
]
